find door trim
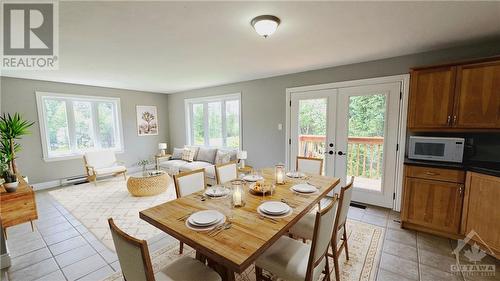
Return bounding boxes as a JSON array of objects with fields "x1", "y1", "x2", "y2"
[{"x1": 285, "y1": 74, "x2": 410, "y2": 211}]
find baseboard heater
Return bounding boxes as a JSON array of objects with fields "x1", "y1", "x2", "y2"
[
  {"x1": 350, "y1": 202, "x2": 367, "y2": 209},
  {"x1": 61, "y1": 175, "x2": 88, "y2": 186}
]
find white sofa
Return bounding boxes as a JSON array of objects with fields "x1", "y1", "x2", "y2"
[{"x1": 159, "y1": 147, "x2": 238, "y2": 186}]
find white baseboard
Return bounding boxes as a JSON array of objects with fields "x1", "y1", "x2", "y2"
[{"x1": 31, "y1": 164, "x2": 155, "y2": 191}]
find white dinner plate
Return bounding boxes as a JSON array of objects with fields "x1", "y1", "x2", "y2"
[
  {"x1": 259, "y1": 201, "x2": 290, "y2": 215},
  {"x1": 286, "y1": 171, "x2": 306, "y2": 178},
  {"x1": 243, "y1": 175, "x2": 264, "y2": 182},
  {"x1": 188, "y1": 210, "x2": 223, "y2": 226},
  {"x1": 204, "y1": 186, "x2": 230, "y2": 197},
  {"x1": 291, "y1": 184, "x2": 318, "y2": 194},
  {"x1": 185, "y1": 216, "x2": 226, "y2": 231},
  {"x1": 257, "y1": 206, "x2": 292, "y2": 219}
]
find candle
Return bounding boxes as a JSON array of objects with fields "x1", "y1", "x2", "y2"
[
  {"x1": 231, "y1": 180, "x2": 245, "y2": 207},
  {"x1": 275, "y1": 164, "x2": 285, "y2": 184},
  {"x1": 233, "y1": 189, "x2": 242, "y2": 206}
]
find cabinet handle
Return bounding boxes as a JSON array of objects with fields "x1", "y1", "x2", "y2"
[
  {"x1": 424, "y1": 171, "x2": 439, "y2": 176},
  {"x1": 447, "y1": 115, "x2": 451, "y2": 126},
  {"x1": 453, "y1": 115, "x2": 457, "y2": 125},
  {"x1": 458, "y1": 185, "x2": 464, "y2": 197}
]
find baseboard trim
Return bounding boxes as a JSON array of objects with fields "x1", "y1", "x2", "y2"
[{"x1": 31, "y1": 164, "x2": 154, "y2": 191}]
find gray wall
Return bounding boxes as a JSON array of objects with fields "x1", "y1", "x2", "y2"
[
  {"x1": 167, "y1": 40, "x2": 500, "y2": 169},
  {"x1": 0, "y1": 77, "x2": 169, "y2": 184}
]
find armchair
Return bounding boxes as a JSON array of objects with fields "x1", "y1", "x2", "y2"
[{"x1": 83, "y1": 150, "x2": 127, "y2": 185}]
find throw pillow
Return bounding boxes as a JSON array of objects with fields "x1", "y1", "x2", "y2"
[
  {"x1": 181, "y1": 148, "x2": 196, "y2": 162},
  {"x1": 184, "y1": 146, "x2": 200, "y2": 159},
  {"x1": 171, "y1": 148, "x2": 184, "y2": 159},
  {"x1": 196, "y1": 147, "x2": 217, "y2": 164},
  {"x1": 215, "y1": 150, "x2": 231, "y2": 165}
]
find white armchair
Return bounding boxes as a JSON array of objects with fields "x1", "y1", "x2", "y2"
[{"x1": 83, "y1": 151, "x2": 127, "y2": 185}]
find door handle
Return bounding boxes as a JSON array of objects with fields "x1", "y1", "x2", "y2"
[
  {"x1": 337, "y1": 151, "x2": 346, "y2": 156},
  {"x1": 447, "y1": 116, "x2": 451, "y2": 126},
  {"x1": 453, "y1": 115, "x2": 457, "y2": 125},
  {"x1": 327, "y1": 150, "x2": 334, "y2": 155}
]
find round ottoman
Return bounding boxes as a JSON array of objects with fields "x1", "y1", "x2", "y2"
[{"x1": 127, "y1": 172, "x2": 170, "y2": 197}]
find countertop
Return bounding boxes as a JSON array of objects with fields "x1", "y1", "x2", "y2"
[{"x1": 404, "y1": 158, "x2": 500, "y2": 177}]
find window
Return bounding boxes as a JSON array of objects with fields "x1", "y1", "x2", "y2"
[
  {"x1": 36, "y1": 92, "x2": 123, "y2": 161},
  {"x1": 185, "y1": 93, "x2": 241, "y2": 148}
]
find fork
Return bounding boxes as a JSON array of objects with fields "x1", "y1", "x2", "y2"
[
  {"x1": 280, "y1": 199, "x2": 297, "y2": 208},
  {"x1": 177, "y1": 212, "x2": 193, "y2": 221},
  {"x1": 209, "y1": 222, "x2": 232, "y2": 237},
  {"x1": 258, "y1": 215, "x2": 278, "y2": 224}
]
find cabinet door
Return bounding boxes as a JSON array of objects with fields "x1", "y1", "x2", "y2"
[
  {"x1": 408, "y1": 67, "x2": 456, "y2": 129},
  {"x1": 454, "y1": 60, "x2": 500, "y2": 128},
  {"x1": 403, "y1": 177, "x2": 463, "y2": 235},
  {"x1": 463, "y1": 172, "x2": 500, "y2": 253}
]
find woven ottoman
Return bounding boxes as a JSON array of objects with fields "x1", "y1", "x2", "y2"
[{"x1": 127, "y1": 172, "x2": 170, "y2": 196}]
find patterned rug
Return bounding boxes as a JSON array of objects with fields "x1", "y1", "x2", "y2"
[
  {"x1": 48, "y1": 175, "x2": 178, "y2": 250},
  {"x1": 104, "y1": 220, "x2": 384, "y2": 281}
]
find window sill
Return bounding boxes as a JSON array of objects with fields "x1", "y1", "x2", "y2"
[{"x1": 43, "y1": 149, "x2": 124, "y2": 162}]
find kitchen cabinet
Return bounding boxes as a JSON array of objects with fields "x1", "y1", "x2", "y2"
[
  {"x1": 461, "y1": 172, "x2": 500, "y2": 257},
  {"x1": 408, "y1": 57, "x2": 500, "y2": 131},
  {"x1": 402, "y1": 165, "x2": 465, "y2": 238}
]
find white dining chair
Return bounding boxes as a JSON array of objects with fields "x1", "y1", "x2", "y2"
[
  {"x1": 108, "y1": 218, "x2": 221, "y2": 281},
  {"x1": 297, "y1": 156, "x2": 324, "y2": 175},
  {"x1": 215, "y1": 161, "x2": 238, "y2": 184},
  {"x1": 255, "y1": 194, "x2": 339, "y2": 281},
  {"x1": 173, "y1": 168, "x2": 206, "y2": 253},
  {"x1": 288, "y1": 176, "x2": 354, "y2": 281}
]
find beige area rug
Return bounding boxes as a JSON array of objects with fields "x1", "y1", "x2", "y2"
[
  {"x1": 49, "y1": 176, "x2": 178, "y2": 250},
  {"x1": 104, "y1": 220, "x2": 384, "y2": 281}
]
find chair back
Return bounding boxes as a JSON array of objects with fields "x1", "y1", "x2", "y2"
[
  {"x1": 174, "y1": 168, "x2": 206, "y2": 198},
  {"x1": 296, "y1": 156, "x2": 323, "y2": 175},
  {"x1": 335, "y1": 176, "x2": 354, "y2": 230},
  {"x1": 84, "y1": 150, "x2": 117, "y2": 169},
  {"x1": 306, "y1": 194, "x2": 339, "y2": 280},
  {"x1": 215, "y1": 161, "x2": 238, "y2": 184},
  {"x1": 108, "y1": 218, "x2": 154, "y2": 281}
]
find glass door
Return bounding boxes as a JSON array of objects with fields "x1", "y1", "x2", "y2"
[
  {"x1": 336, "y1": 82, "x2": 401, "y2": 208},
  {"x1": 290, "y1": 89, "x2": 338, "y2": 193}
]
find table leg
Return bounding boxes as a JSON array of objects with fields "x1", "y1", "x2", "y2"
[{"x1": 195, "y1": 251, "x2": 235, "y2": 281}]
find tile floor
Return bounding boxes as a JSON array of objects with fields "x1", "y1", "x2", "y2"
[{"x1": 2, "y1": 190, "x2": 499, "y2": 281}]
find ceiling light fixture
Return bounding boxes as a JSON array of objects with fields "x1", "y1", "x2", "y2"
[{"x1": 251, "y1": 15, "x2": 280, "y2": 38}]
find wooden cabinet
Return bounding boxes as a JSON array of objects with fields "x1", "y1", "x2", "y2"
[
  {"x1": 0, "y1": 179, "x2": 38, "y2": 238},
  {"x1": 408, "y1": 57, "x2": 500, "y2": 131},
  {"x1": 461, "y1": 172, "x2": 500, "y2": 256},
  {"x1": 408, "y1": 66, "x2": 457, "y2": 129},
  {"x1": 402, "y1": 165, "x2": 465, "y2": 238},
  {"x1": 455, "y1": 61, "x2": 500, "y2": 128}
]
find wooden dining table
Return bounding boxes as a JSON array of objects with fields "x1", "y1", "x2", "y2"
[{"x1": 140, "y1": 168, "x2": 340, "y2": 281}]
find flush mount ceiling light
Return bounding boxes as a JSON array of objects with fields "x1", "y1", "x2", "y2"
[{"x1": 251, "y1": 15, "x2": 281, "y2": 38}]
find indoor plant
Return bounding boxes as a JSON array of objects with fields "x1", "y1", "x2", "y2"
[
  {"x1": 0, "y1": 154, "x2": 18, "y2": 192},
  {"x1": 0, "y1": 113, "x2": 34, "y2": 175},
  {"x1": 137, "y1": 159, "x2": 150, "y2": 175}
]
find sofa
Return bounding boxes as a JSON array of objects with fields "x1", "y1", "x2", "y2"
[{"x1": 159, "y1": 146, "x2": 238, "y2": 186}]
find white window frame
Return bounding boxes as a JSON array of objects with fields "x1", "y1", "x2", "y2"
[
  {"x1": 184, "y1": 93, "x2": 242, "y2": 149},
  {"x1": 35, "y1": 91, "x2": 124, "y2": 162}
]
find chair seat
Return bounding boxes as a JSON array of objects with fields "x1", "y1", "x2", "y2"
[
  {"x1": 155, "y1": 256, "x2": 222, "y2": 281},
  {"x1": 255, "y1": 236, "x2": 325, "y2": 281},
  {"x1": 289, "y1": 208, "x2": 343, "y2": 244},
  {"x1": 94, "y1": 165, "x2": 127, "y2": 175}
]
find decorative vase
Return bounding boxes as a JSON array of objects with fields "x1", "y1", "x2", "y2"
[{"x1": 4, "y1": 181, "x2": 19, "y2": 193}]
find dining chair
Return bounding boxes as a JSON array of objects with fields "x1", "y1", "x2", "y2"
[
  {"x1": 297, "y1": 156, "x2": 324, "y2": 175},
  {"x1": 287, "y1": 176, "x2": 354, "y2": 281},
  {"x1": 108, "y1": 218, "x2": 222, "y2": 281},
  {"x1": 215, "y1": 161, "x2": 238, "y2": 184},
  {"x1": 173, "y1": 168, "x2": 206, "y2": 253},
  {"x1": 255, "y1": 194, "x2": 339, "y2": 281}
]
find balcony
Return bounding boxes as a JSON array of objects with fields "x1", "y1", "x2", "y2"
[{"x1": 298, "y1": 135, "x2": 383, "y2": 191}]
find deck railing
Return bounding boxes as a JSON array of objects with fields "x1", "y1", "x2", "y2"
[{"x1": 298, "y1": 135, "x2": 384, "y2": 179}]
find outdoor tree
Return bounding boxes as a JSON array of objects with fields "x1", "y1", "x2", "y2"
[{"x1": 142, "y1": 112, "x2": 156, "y2": 132}]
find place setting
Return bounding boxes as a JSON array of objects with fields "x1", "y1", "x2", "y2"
[
  {"x1": 257, "y1": 201, "x2": 293, "y2": 221},
  {"x1": 184, "y1": 210, "x2": 228, "y2": 233},
  {"x1": 290, "y1": 182, "x2": 319, "y2": 196},
  {"x1": 203, "y1": 185, "x2": 231, "y2": 199}
]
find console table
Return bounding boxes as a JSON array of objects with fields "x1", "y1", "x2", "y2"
[{"x1": 0, "y1": 178, "x2": 38, "y2": 239}]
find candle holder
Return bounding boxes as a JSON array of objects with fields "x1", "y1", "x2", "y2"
[
  {"x1": 231, "y1": 180, "x2": 246, "y2": 208},
  {"x1": 275, "y1": 164, "x2": 285, "y2": 185}
]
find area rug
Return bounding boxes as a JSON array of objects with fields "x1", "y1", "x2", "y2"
[
  {"x1": 48, "y1": 175, "x2": 178, "y2": 250},
  {"x1": 103, "y1": 220, "x2": 384, "y2": 281}
]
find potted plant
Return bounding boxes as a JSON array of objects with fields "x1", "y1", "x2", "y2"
[
  {"x1": 0, "y1": 154, "x2": 18, "y2": 192},
  {"x1": 137, "y1": 159, "x2": 150, "y2": 176},
  {"x1": 0, "y1": 113, "x2": 34, "y2": 174}
]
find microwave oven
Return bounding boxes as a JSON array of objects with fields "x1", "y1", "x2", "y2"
[{"x1": 408, "y1": 136, "x2": 464, "y2": 163}]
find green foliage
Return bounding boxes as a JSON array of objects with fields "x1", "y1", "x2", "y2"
[
  {"x1": 348, "y1": 95, "x2": 386, "y2": 137},
  {"x1": 137, "y1": 159, "x2": 150, "y2": 167},
  {"x1": 299, "y1": 99, "x2": 326, "y2": 135},
  {"x1": 0, "y1": 113, "x2": 34, "y2": 172}
]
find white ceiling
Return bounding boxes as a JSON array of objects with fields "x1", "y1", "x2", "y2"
[{"x1": 2, "y1": 1, "x2": 500, "y2": 94}]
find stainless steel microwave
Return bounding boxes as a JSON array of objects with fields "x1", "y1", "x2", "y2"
[{"x1": 408, "y1": 136, "x2": 464, "y2": 163}]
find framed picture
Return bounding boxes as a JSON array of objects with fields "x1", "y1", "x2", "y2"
[{"x1": 136, "y1": 105, "x2": 158, "y2": 136}]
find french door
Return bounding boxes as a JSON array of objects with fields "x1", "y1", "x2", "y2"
[{"x1": 290, "y1": 82, "x2": 401, "y2": 208}]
